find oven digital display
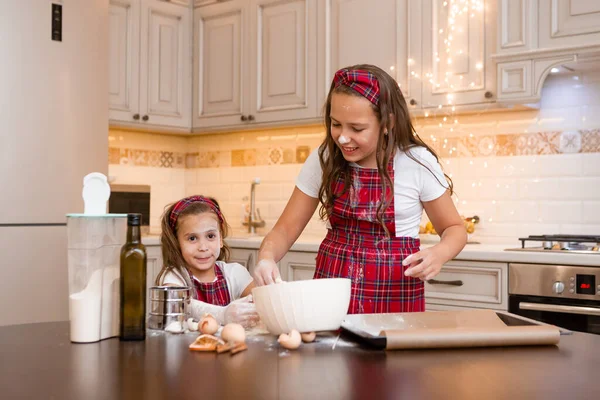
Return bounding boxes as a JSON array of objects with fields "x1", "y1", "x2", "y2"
[{"x1": 576, "y1": 274, "x2": 596, "y2": 295}]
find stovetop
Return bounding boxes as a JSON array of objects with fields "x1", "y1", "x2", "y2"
[{"x1": 505, "y1": 234, "x2": 600, "y2": 255}]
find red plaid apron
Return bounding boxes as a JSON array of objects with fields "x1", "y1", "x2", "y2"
[
  {"x1": 314, "y1": 160, "x2": 424, "y2": 314},
  {"x1": 192, "y1": 264, "x2": 232, "y2": 306}
]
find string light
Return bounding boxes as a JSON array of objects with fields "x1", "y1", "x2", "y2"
[{"x1": 412, "y1": 0, "x2": 484, "y2": 156}]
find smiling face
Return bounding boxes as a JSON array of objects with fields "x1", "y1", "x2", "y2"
[
  {"x1": 329, "y1": 92, "x2": 382, "y2": 168},
  {"x1": 176, "y1": 212, "x2": 223, "y2": 282}
]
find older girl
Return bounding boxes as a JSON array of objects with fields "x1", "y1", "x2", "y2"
[{"x1": 254, "y1": 64, "x2": 467, "y2": 314}]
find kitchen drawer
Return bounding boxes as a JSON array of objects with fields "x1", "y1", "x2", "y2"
[
  {"x1": 424, "y1": 260, "x2": 508, "y2": 310},
  {"x1": 279, "y1": 251, "x2": 317, "y2": 281}
]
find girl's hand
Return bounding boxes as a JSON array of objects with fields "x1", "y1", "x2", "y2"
[
  {"x1": 253, "y1": 259, "x2": 281, "y2": 286},
  {"x1": 224, "y1": 296, "x2": 261, "y2": 328},
  {"x1": 402, "y1": 245, "x2": 447, "y2": 281}
]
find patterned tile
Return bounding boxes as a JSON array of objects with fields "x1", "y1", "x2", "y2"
[
  {"x1": 173, "y1": 153, "x2": 186, "y2": 168},
  {"x1": 296, "y1": 146, "x2": 311, "y2": 163},
  {"x1": 108, "y1": 148, "x2": 120, "y2": 164},
  {"x1": 282, "y1": 148, "x2": 295, "y2": 164},
  {"x1": 160, "y1": 152, "x2": 174, "y2": 168},
  {"x1": 198, "y1": 151, "x2": 210, "y2": 168},
  {"x1": 231, "y1": 150, "x2": 245, "y2": 167},
  {"x1": 256, "y1": 148, "x2": 270, "y2": 165},
  {"x1": 534, "y1": 132, "x2": 560, "y2": 155},
  {"x1": 495, "y1": 134, "x2": 517, "y2": 156},
  {"x1": 107, "y1": 128, "x2": 600, "y2": 169},
  {"x1": 582, "y1": 129, "x2": 600, "y2": 153},
  {"x1": 269, "y1": 147, "x2": 283, "y2": 165},
  {"x1": 148, "y1": 151, "x2": 161, "y2": 167},
  {"x1": 207, "y1": 151, "x2": 219, "y2": 167},
  {"x1": 119, "y1": 149, "x2": 132, "y2": 165},
  {"x1": 243, "y1": 149, "x2": 257, "y2": 166},
  {"x1": 186, "y1": 153, "x2": 199, "y2": 168}
]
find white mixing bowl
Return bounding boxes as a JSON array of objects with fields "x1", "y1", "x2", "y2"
[{"x1": 252, "y1": 278, "x2": 351, "y2": 335}]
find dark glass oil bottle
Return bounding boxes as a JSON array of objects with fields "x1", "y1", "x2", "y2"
[{"x1": 119, "y1": 213, "x2": 147, "y2": 341}]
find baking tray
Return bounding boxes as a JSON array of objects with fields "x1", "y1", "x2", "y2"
[{"x1": 341, "y1": 309, "x2": 571, "y2": 350}]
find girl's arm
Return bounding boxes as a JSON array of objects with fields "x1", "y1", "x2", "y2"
[
  {"x1": 403, "y1": 191, "x2": 467, "y2": 280},
  {"x1": 240, "y1": 281, "x2": 256, "y2": 298},
  {"x1": 254, "y1": 187, "x2": 320, "y2": 285}
]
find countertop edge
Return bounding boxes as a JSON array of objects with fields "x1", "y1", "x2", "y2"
[{"x1": 141, "y1": 235, "x2": 600, "y2": 267}]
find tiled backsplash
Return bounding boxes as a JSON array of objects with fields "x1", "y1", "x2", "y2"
[{"x1": 109, "y1": 72, "x2": 600, "y2": 243}]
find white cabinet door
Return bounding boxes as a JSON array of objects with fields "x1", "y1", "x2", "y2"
[
  {"x1": 228, "y1": 247, "x2": 258, "y2": 274},
  {"x1": 420, "y1": 0, "x2": 497, "y2": 108},
  {"x1": 146, "y1": 245, "x2": 163, "y2": 312},
  {"x1": 195, "y1": 0, "x2": 228, "y2": 7},
  {"x1": 279, "y1": 251, "x2": 317, "y2": 281},
  {"x1": 109, "y1": 0, "x2": 140, "y2": 122},
  {"x1": 539, "y1": 0, "x2": 600, "y2": 49},
  {"x1": 497, "y1": 0, "x2": 536, "y2": 54},
  {"x1": 140, "y1": 0, "x2": 192, "y2": 128},
  {"x1": 193, "y1": 1, "x2": 248, "y2": 128},
  {"x1": 328, "y1": 0, "x2": 417, "y2": 106},
  {"x1": 249, "y1": 0, "x2": 318, "y2": 123}
]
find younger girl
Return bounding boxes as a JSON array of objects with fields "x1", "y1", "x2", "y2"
[{"x1": 156, "y1": 195, "x2": 259, "y2": 327}]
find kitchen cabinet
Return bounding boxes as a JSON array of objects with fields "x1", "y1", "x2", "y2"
[
  {"x1": 229, "y1": 247, "x2": 260, "y2": 276},
  {"x1": 192, "y1": 0, "x2": 319, "y2": 131},
  {"x1": 325, "y1": 0, "x2": 496, "y2": 113},
  {"x1": 109, "y1": 0, "x2": 192, "y2": 130},
  {"x1": 279, "y1": 251, "x2": 317, "y2": 281},
  {"x1": 538, "y1": 0, "x2": 600, "y2": 49},
  {"x1": 146, "y1": 244, "x2": 163, "y2": 312},
  {"x1": 418, "y1": 0, "x2": 497, "y2": 108},
  {"x1": 146, "y1": 244, "x2": 163, "y2": 286},
  {"x1": 495, "y1": 0, "x2": 600, "y2": 103},
  {"x1": 424, "y1": 260, "x2": 508, "y2": 311},
  {"x1": 327, "y1": 0, "x2": 418, "y2": 107}
]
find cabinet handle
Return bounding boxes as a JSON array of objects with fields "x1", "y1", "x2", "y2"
[
  {"x1": 133, "y1": 113, "x2": 140, "y2": 120},
  {"x1": 240, "y1": 115, "x2": 248, "y2": 121},
  {"x1": 248, "y1": 114, "x2": 255, "y2": 121},
  {"x1": 427, "y1": 279, "x2": 464, "y2": 286},
  {"x1": 409, "y1": 99, "x2": 417, "y2": 106},
  {"x1": 484, "y1": 91, "x2": 493, "y2": 99},
  {"x1": 142, "y1": 115, "x2": 149, "y2": 121}
]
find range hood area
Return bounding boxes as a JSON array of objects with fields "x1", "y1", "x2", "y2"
[{"x1": 493, "y1": 1, "x2": 600, "y2": 106}]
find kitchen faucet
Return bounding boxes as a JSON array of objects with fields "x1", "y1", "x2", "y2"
[{"x1": 243, "y1": 178, "x2": 265, "y2": 234}]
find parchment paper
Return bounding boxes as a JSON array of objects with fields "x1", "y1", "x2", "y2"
[{"x1": 345, "y1": 309, "x2": 561, "y2": 350}]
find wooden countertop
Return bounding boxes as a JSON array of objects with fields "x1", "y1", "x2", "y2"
[{"x1": 1, "y1": 322, "x2": 598, "y2": 399}]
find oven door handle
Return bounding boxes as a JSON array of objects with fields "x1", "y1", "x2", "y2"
[{"x1": 519, "y1": 302, "x2": 600, "y2": 316}]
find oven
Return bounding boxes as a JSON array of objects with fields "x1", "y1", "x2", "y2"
[{"x1": 508, "y1": 263, "x2": 600, "y2": 335}]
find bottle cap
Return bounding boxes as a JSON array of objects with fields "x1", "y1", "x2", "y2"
[
  {"x1": 82, "y1": 172, "x2": 110, "y2": 215},
  {"x1": 127, "y1": 213, "x2": 142, "y2": 226}
]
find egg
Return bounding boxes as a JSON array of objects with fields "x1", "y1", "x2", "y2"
[
  {"x1": 278, "y1": 329, "x2": 302, "y2": 350},
  {"x1": 200, "y1": 314, "x2": 219, "y2": 335},
  {"x1": 221, "y1": 323, "x2": 246, "y2": 343},
  {"x1": 300, "y1": 331, "x2": 316, "y2": 343}
]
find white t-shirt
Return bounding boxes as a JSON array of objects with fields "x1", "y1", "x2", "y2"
[
  {"x1": 161, "y1": 261, "x2": 253, "y2": 302},
  {"x1": 295, "y1": 146, "x2": 448, "y2": 238}
]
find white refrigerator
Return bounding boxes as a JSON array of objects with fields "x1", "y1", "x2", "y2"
[{"x1": 0, "y1": 0, "x2": 109, "y2": 326}]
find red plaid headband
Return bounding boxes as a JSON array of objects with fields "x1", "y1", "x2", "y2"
[
  {"x1": 333, "y1": 68, "x2": 380, "y2": 106},
  {"x1": 169, "y1": 195, "x2": 223, "y2": 229}
]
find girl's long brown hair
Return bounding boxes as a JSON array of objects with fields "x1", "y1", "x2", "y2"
[
  {"x1": 154, "y1": 197, "x2": 231, "y2": 296},
  {"x1": 318, "y1": 64, "x2": 453, "y2": 235}
]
